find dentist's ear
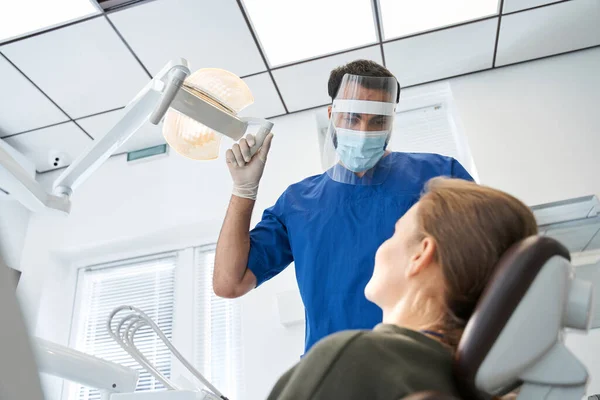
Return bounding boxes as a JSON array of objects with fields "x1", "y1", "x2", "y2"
[{"x1": 328, "y1": 105, "x2": 332, "y2": 119}]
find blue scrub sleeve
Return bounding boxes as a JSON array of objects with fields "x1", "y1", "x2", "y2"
[
  {"x1": 247, "y1": 192, "x2": 294, "y2": 287},
  {"x1": 451, "y1": 158, "x2": 475, "y2": 182}
]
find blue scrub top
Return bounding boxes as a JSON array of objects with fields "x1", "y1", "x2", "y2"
[{"x1": 247, "y1": 152, "x2": 473, "y2": 353}]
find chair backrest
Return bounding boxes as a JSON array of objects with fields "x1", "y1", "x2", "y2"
[
  {"x1": 453, "y1": 236, "x2": 592, "y2": 400},
  {"x1": 401, "y1": 392, "x2": 461, "y2": 400}
]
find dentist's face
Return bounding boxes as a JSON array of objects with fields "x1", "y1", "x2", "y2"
[{"x1": 328, "y1": 86, "x2": 394, "y2": 132}]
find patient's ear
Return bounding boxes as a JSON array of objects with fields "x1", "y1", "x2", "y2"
[
  {"x1": 405, "y1": 237, "x2": 437, "y2": 278},
  {"x1": 327, "y1": 105, "x2": 332, "y2": 119}
]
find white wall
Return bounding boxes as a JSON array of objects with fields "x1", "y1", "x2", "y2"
[
  {"x1": 0, "y1": 199, "x2": 30, "y2": 271},
  {"x1": 450, "y1": 47, "x2": 600, "y2": 206}
]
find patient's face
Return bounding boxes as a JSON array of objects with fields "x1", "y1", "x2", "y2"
[{"x1": 365, "y1": 202, "x2": 420, "y2": 308}]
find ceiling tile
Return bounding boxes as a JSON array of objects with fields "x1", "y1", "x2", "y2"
[
  {"x1": 76, "y1": 109, "x2": 165, "y2": 154},
  {"x1": 242, "y1": 0, "x2": 377, "y2": 67},
  {"x1": 272, "y1": 46, "x2": 383, "y2": 112},
  {"x1": 380, "y1": 0, "x2": 499, "y2": 40},
  {"x1": 3, "y1": 122, "x2": 92, "y2": 173},
  {"x1": 108, "y1": 0, "x2": 266, "y2": 77},
  {"x1": 1, "y1": 17, "x2": 150, "y2": 119},
  {"x1": 0, "y1": 0, "x2": 99, "y2": 43},
  {"x1": 0, "y1": 54, "x2": 68, "y2": 136},
  {"x1": 384, "y1": 19, "x2": 497, "y2": 87},
  {"x1": 239, "y1": 73, "x2": 285, "y2": 118},
  {"x1": 496, "y1": 0, "x2": 600, "y2": 66},
  {"x1": 503, "y1": 0, "x2": 564, "y2": 14}
]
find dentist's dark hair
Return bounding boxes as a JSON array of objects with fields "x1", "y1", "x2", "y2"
[{"x1": 328, "y1": 59, "x2": 400, "y2": 103}]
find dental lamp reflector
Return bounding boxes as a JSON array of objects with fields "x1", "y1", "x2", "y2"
[{"x1": 163, "y1": 68, "x2": 272, "y2": 161}]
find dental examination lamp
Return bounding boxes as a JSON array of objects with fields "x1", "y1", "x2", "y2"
[{"x1": 0, "y1": 58, "x2": 274, "y2": 214}]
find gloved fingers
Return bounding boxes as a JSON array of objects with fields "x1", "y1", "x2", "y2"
[
  {"x1": 231, "y1": 144, "x2": 246, "y2": 167},
  {"x1": 225, "y1": 149, "x2": 236, "y2": 166},
  {"x1": 239, "y1": 138, "x2": 252, "y2": 162},
  {"x1": 245, "y1": 134, "x2": 256, "y2": 148},
  {"x1": 257, "y1": 132, "x2": 274, "y2": 163}
]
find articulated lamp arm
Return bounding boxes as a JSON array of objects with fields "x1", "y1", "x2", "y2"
[
  {"x1": 0, "y1": 59, "x2": 191, "y2": 215},
  {"x1": 52, "y1": 60, "x2": 191, "y2": 200}
]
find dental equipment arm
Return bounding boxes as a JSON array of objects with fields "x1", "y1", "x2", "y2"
[
  {"x1": 108, "y1": 306, "x2": 227, "y2": 400},
  {"x1": 0, "y1": 139, "x2": 70, "y2": 213},
  {"x1": 53, "y1": 60, "x2": 190, "y2": 199},
  {"x1": 0, "y1": 59, "x2": 190, "y2": 214},
  {"x1": 34, "y1": 338, "x2": 139, "y2": 400}
]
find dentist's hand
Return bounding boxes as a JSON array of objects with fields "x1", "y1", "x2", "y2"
[{"x1": 226, "y1": 132, "x2": 274, "y2": 200}]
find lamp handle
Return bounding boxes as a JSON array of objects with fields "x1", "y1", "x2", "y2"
[
  {"x1": 149, "y1": 67, "x2": 189, "y2": 125},
  {"x1": 240, "y1": 117, "x2": 275, "y2": 158}
]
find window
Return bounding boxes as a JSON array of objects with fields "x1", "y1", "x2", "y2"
[
  {"x1": 390, "y1": 105, "x2": 461, "y2": 159},
  {"x1": 66, "y1": 247, "x2": 244, "y2": 399},
  {"x1": 194, "y1": 246, "x2": 244, "y2": 400},
  {"x1": 388, "y1": 101, "x2": 477, "y2": 180},
  {"x1": 67, "y1": 254, "x2": 177, "y2": 400}
]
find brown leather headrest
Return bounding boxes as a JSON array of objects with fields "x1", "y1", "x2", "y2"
[{"x1": 453, "y1": 236, "x2": 570, "y2": 400}]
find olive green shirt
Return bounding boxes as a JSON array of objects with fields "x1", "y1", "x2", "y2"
[{"x1": 267, "y1": 324, "x2": 459, "y2": 400}]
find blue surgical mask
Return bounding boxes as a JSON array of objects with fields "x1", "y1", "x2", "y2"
[{"x1": 335, "y1": 128, "x2": 389, "y2": 172}]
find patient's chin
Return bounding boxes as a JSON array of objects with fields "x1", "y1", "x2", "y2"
[
  {"x1": 364, "y1": 279, "x2": 379, "y2": 305},
  {"x1": 364, "y1": 281, "x2": 373, "y2": 300}
]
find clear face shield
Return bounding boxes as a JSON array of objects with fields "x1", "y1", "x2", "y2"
[{"x1": 323, "y1": 74, "x2": 398, "y2": 185}]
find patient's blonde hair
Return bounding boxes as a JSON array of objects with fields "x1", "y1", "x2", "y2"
[{"x1": 417, "y1": 178, "x2": 538, "y2": 349}]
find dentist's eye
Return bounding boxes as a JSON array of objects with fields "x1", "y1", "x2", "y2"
[{"x1": 371, "y1": 116, "x2": 391, "y2": 128}]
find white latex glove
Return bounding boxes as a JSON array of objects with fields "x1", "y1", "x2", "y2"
[{"x1": 226, "y1": 132, "x2": 274, "y2": 200}]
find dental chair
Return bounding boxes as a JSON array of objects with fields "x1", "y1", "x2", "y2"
[{"x1": 403, "y1": 235, "x2": 593, "y2": 400}]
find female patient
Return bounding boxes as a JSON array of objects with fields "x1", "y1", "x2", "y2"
[{"x1": 267, "y1": 178, "x2": 538, "y2": 400}]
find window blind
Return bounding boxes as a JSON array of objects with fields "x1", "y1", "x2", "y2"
[
  {"x1": 389, "y1": 104, "x2": 461, "y2": 160},
  {"x1": 194, "y1": 246, "x2": 244, "y2": 400},
  {"x1": 70, "y1": 254, "x2": 177, "y2": 400}
]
